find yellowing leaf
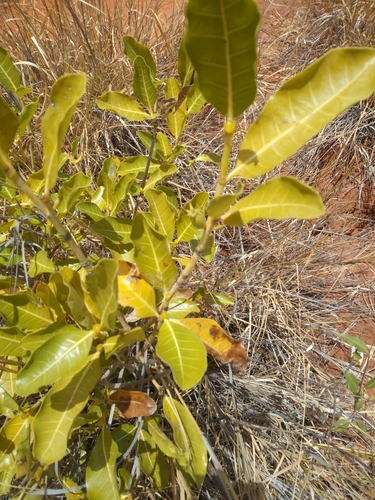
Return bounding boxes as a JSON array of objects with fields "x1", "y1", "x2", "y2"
[
  {"x1": 231, "y1": 47, "x2": 375, "y2": 179},
  {"x1": 163, "y1": 396, "x2": 207, "y2": 487},
  {"x1": 179, "y1": 318, "x2": 247, "y2": 372},
  {"x1": 145, "y1": 189, "x2": 175, "y2": 241},
  {"x1": 28, "y1": 251, "x2": 56, "y2": 277},
  {"x1": 108, "y1": 390, "x2": 157, "y2": 418},
  {"x1": 133, "y1": 56, "x2": 157, "y2": 113},
  {"x1": 0, "y1": 46, "x2": 20, "y2": 93},
  {"x1": 0, "y1": 292, "x2": 54, "y2": 331},
  {"x1": 0, "y1": 97, "x2": 19, "y2": 173},
  {"x1": 0, "y1": 413, "x2": 29, "y2": 473},
  {"x1": 117, "y1": 261, "x2": 158, "y2": 318},
  {"x1": 0, "y1": 327, "x2": 27, "y2": 356},
  {"x1": 222, "y1": 177, "x2": 324, "y2": 226},
  {"x1": 155, "y1": 319, "x2": 207, "y2": 390}
]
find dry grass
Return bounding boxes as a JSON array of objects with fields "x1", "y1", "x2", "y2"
[{"x1": 1, "y1": 0, "x2": 375, "y2": 499}]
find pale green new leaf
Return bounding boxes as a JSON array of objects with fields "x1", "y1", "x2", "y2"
[
  {"x1": 0, "y1": 46, "x2": 20, "y2": 93},
  {"x1": 28, "y1": 251, "x2": 56, "y2": 277},
  {"x1": 345, "y1": 372, "x2": 359, "y2": 395},
  {"x1": 222, "y1": 177, "x2": 324, "y2": 226},
  {"x1": 55, "y1": 172, "x2": 92, "y2": 215},
  {"x1": 185, "y1": 0, "x2": 260, "y2": 119},
  {"x1": 133, "y1": 56, "x2": 157, "y2": 113},
  {"x1": 138, "y1": 430, "x2": 170, "y2": 491},
  {"x1": 155, "y1": 319, "x2": 207, "y2": 390},
  {"x1": 163, "y1": 396, "x2": 207, "y2": 487},
  {"x1": 85, "y1": 259, "x2": 119, "y2": 331},
  {"x1": 0, "y1": 386, "x2": 19, "y2": 417},
  {"x1": 97, "y1": 92, "x2": 150, "y2": 121},
  {"x1": 145, "y1": 189, "x2": 175, "y2": 241},
  {"x1": 33, "y1": 355, "x2": 101, "y2": 465},
  {"x1": 86, "y1": 426, "x2": 120, "y2": 500},
  {"x1": 123, "y1": 36, "x2": 157, "y2": 79},
  {"x1": 232, "y1": 47, "x2": 375, "y2": 179},
  {"x1": 131, "y1": 213, "x2": 177, "y2": 290},
  {"x1": 147, "y1": 418, "x2": 186, "y2": 461},
  {"x1": 0, "y1": 292, "x2": 54, "y2": 331},
  {"x1": 42, "y1": 73, "x2": 86, "y2": 194},
  {"x1": 0, "y1": 327, "x2": 27, "y2": 356},
  {"x1": 15, "y1": 329, "x2": 93, "y2": 397}
]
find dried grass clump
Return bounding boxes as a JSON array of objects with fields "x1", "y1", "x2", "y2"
[{"x1": 1, "y1": 0, "x2": 375, "y2": 499}]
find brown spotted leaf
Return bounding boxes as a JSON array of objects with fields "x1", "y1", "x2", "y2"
[
  {"x1": 178, "y1": 318, "x2": 247, "y2": 372},
  {"x1": 108, "y1": 390, "x2": 157, "y2": 418}
]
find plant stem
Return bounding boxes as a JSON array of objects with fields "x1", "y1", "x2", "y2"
[{"x1": 159, "y1": 119, "x2": 235, "y2": 313}]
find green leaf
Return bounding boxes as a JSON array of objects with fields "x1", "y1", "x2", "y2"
[
  {"x1": 338, "y1": 334, "x2": 368, "y2": 354},
  {"x1": 158, "y1": 185, "x2": 179, "y2": 212},
  {"x1": 0, "y1": 461, "x2": 16, "y2": 496},
  {"x1": 22, "y1": 323, "x2": 84, "y2": 351},
  {"x1": 167, "y1": 107, "x2": 186, "y2": 140},
  {"x1": 178, "y1": 36, "x2": 195, "y2": 87},
  {"x1": 187, "y1": 81, "x2": 206, "y2": 114},
  {"x1": 86, "y1": 426, "x2": 120, "y2": 500},
  {"x1": 131, "y1": 213, "x2": 177, "y2": 290},
  {"x1": 97, "y1": 92, "x2": 150, "y2": 121},
  {"x1": 117, "y1": 155, "x2": 160, "y2": 177},
  {"x1": 191, "y1": 230, "x2": 216, "y2": 263},
  {"x1": 155, "y1": 319, "x2": 207, "y2": 390},
  {"x1": 33, "y1": 355, "x2": 101, "y2": 465},
  {"x1": 345, "y1": 372, "x2": 359, "y2": 395},
  {"x1": 103, "y1": 327, "x2": 145, "y2": 360},
  {"x1": 365, "y1": 377, "x2": 375, "y2": 390},
  {"x1": 91, "y1": 216, "x2": 132, "y2": 244},
  {"x1": 28, "y1": 251, "x2": 56, "y2": 277},
  {"x1": 0, "y1": 292, "x2": 54, "y2": 330},
  {"x1": 49, "y1": 269, "x2": 96, "y2": 328},
  {"x1": 0, "y1": 96, "x2": 20, "y2": 172},
  {"x1": 133, "y1": 56, "x2": 157, "y2": 113},
  {"x1": 16, "y1": 328, "x2": 93, "y2": 397},
  {"x1": 42, "y1": 73, "x2": 86, "y2": 194},
  {"x1": 0, "y1": 327, "x2": 27, "y2": 356},
  {"x1": 18, "y1": 99, "x2": 38, "y2": 137},
  {"x1": 0, "y1": 386, "x2": 19, "y2": 417},
  {"x1": 231, "y1": 47, "x2": 375, "y2": 179},
  {"x1": 207, "y1": 181, "x2": 244, "y2": 218},
  {"x1": 0, "y1": 46, "x2": 20, "y2": 93},
  {"x1": 144, "y1": 164, "x2": 177, "y2": 191},
  {"x1": 110, "y1": 173, "x2": 137, "y2": 215},
  {"x1": 138, "y1": 429, "x2": 170, "y2": 490},
  {"x1": 123, "y1": 36, "x2": 157, "y2": 79},
  {"x1": 0, "y1": 413, "x2": 29, "y2": 473},
  {"x1": 147, "y1": 418, "x2": 186, "y2": 460},
  {"x1": 55, "y1": 172, "x2": 91, "y2": 215},
  {"x1": 77, "y1": 201, "x2": 103, "y2": 222},
  {"x1": 85, "y1": 259, "x2": 119, "y2": 331},
  {"x1": 204, "y1": 292, "x2": 234, "y2": 307},
  {"x1": 177, "y1": 192, "x2": 209, "y2": 242},
  {"x1": 167, "y1": 298, "x2": 200, "y2": 319},
  {"x1": 185, "y1": 0, "x2": 260, "y2": 119},
  {"x1": 111, "y1": 424, "x2": 136, "y2": 456},
  {"x1": 163, "y1": 396, "x2": 207, "y2": 487},
  {"x1": 222, "y1": 177, "x2": 324, "y2": 226},
  {"x1": 145, "y1": 189, "x2": 175, "y2": 241}
]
